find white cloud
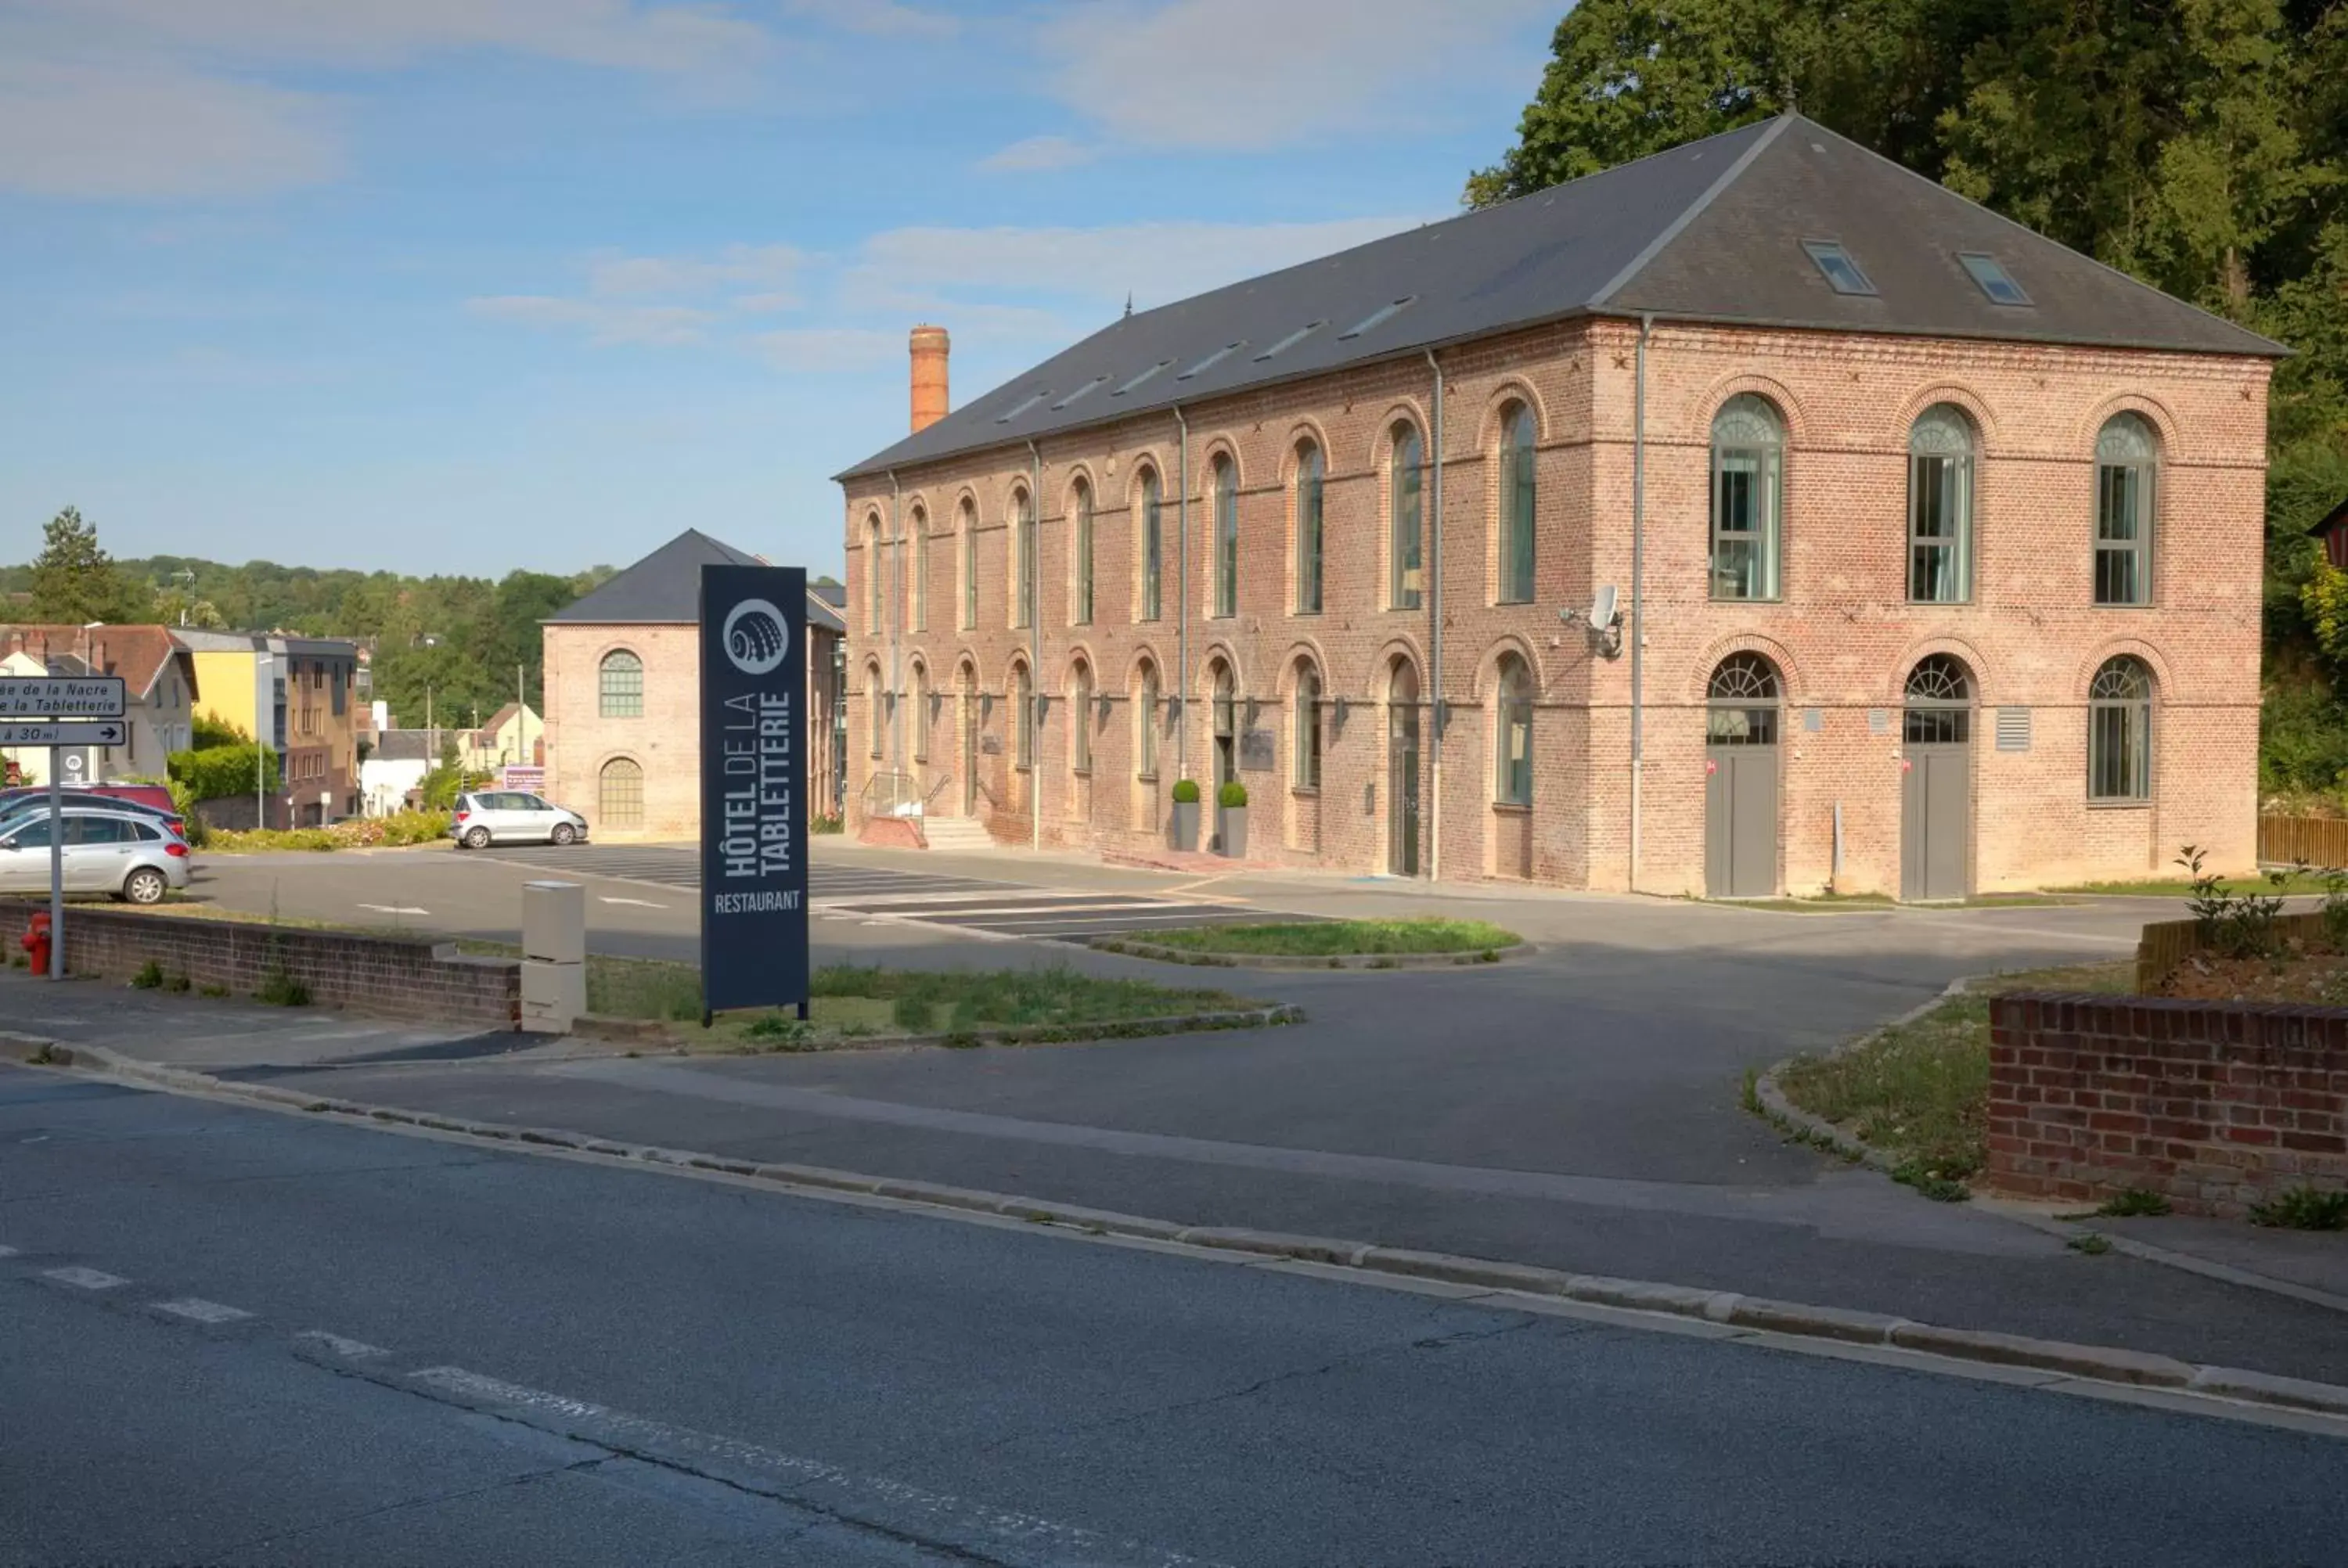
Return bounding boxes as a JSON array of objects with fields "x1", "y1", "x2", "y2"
[
  {"x1": 750, "y1": 328, "x2": 909, "y2": 372},
  {"x1": 0, "y1": 58, "x2": 340, "y2": 199},
  {"x1": 978, "y1": 135, "x2": 1095, "y2": 173},
  {"x1": 467, "y1": 295, "x2": 715, "y2": 346},
  {"x1": 585, "y1": 243, "x2": 804, "y2": 300},
  {"x1": 1038, "y1": 0, "x2": 1554, "y2": 151},
  {"x1": 780, "y1": 0, "x2": 959, "y2": 38}
]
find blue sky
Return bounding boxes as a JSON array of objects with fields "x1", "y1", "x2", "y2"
[{"x1": 0, "y1": 0, "x2": 1561, "y2": 578}]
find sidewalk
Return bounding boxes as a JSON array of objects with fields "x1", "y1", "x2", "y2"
[{"x1": 8, "y1": 962, "x2": 2344, "y2": 1390}]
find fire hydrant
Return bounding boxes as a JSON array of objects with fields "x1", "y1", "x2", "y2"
[{"x1": 20, "y1": 910, "x2": 52, "y2": 977}]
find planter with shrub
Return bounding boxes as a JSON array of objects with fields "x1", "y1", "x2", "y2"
[
  {"x1": 1169, "y1": 777, "x2": 1200, "y2": 851},
  {"x1": 1216, "y1": 780, "x2": 1249, "y2": 859}
]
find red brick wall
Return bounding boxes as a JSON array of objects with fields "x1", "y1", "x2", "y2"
[
  {"x1": 28, "y1": 904, "x2": 520, "y2": 1030},
  {"x1": 1986, "y1": 991, "x2": 2348, "y2": 1216},
  {"x1": 841, "y1": 317, "x2": 2268, "y2": 894}
]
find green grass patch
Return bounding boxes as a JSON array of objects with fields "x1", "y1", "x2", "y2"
[
  {"x1": 1771, "y1": 962, "x2": 2134, "y2": 1192},
  {"x1": 2249, "y1": 1186, "x2": 2348, "y2": 1231},
  {"x1": 1130, "y1": 917, "x2": 1521, "y2": 957},
  {"x1": 2097, "y1": 1189, "x2": 2173, "y2": 1218},
  {"x1": 1717, "y1": 891, "x2": 2066, "y2": 912},
  {"x1": 2049, "y1": 871, "x2": 2334, "y2": 897}
]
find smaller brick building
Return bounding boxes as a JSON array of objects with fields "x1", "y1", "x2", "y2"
[{"x1": 542, "y1": 530, "x2": 845, "y2": 840}]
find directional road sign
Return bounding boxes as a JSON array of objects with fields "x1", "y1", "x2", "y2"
[
  {"x1": 0, "y1": 676, "x2": 128, "y2": 719},
  {"x1": 0, "y1": 720, "x2": 127, "y2": 747}
]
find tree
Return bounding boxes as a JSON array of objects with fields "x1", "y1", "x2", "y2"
[{"x1": 27, "y1": 507, "x2": 149, "y2": 624}]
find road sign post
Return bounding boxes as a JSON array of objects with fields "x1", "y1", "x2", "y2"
[
  {"x1": 46, "y1": 753, "x2": 62, "y2": 979},
  {"x1": 0, "y1": 676, "x2": 126, "y2": 718},
  {"x1": 0, "y1": 678, "x2": 125, "y2": 981},
  {"x1": 0, "y1": 720, "x2": 128, "y2": 748},
  {"x1": 697, "y1": 564, "x2": 810, "y2": 1023}
]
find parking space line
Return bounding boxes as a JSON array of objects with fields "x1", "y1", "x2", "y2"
[
  {"x1": 44, "y1": 1267, "x2": 128, "y2": 1290},
  {"x1": 294, "y1": 1329, "x2": 390, "y2": 1360},
  {"x1": 152, "y1": 1298, "x2": 254, "y2": 1325}
]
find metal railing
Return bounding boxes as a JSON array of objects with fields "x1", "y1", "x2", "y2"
[{"x1": 858, "y1": 769, "x2": 925, "y2": 820}]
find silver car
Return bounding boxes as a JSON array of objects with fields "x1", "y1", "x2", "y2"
[
  {"x1": 448, "y1": 790, "x2": 589, "y2": 851},
  {"x1": 0, "y1": 805, "x2": 191, "y2": 904}
]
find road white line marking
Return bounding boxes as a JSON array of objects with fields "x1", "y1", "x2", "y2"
[
  {"x1": 597, "y1": 896, "x2": 668, "y2": 908},
  {"x1": 0, "y1": 1244, "x2": 17, "y2": 1257},
  {"x1": 358, "y1": 904, "x2": 430, "y2": 916},
  {"x1": 846, "y1": 901, "x2": 1203, "y2": 921},
  {"x1": 44, "y1": 1266, "x2": 128, "y2": 1290},
  {"x1": 407, "y1": 1367, "x2": 1217, "y2": 1566},
  {"x1": 295, "y1": 1329, "x2": 389, "y2": 1360},
  {"x1": 152, "y1": 1297, "x2": 253, "y2": 1324}
]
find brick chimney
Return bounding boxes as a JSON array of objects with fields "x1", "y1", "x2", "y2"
[{"x1": 909, "y1": 324, "x2": 949, "y2": 433}]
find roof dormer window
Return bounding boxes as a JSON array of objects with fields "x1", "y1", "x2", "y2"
[
  {"x1": 1801, "y1": 239, "x2": 1876, "y2": 297},
  {"x1": 1957, "y1": 252, "x2": 2032, "y2": 306}
]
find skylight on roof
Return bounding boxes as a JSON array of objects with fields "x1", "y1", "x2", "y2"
[
  {"x1": 1801, "y1": 239, "x2": 1877, "y2": 297},
  {"x1": 1113, "y1": 360, "x2": 1173, "y2": 397},
  {"x1": 1177, "y1": 342, "x2": 1245, "y2": 381},
  {"x1": 1253, "y1": 321, "x2": 1327, "y2": 361},
  {"x1": 1957, "y1": 252, "x2": 2032, "y2": 306},
  {"x1": 995, "y1": 390, "x2": 1048, "y2": 425},
  {"x1": 1339, "y1": 297, "x2": 1416, "y2": 340},
  {"x1": 1051, "y1": 376, "x2": 1108, "y2": 412}
]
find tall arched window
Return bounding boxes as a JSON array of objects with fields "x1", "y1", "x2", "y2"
[
  {"x1": 866, "y1": 663, "x2": 884, "y2": 759},
  {"x1": 2088, "y1": 656, "x2": 2153, "y2": 800},
  {"x1": 1013, "y1": 663, "x2": 1035, "y2": 768},
  {"x1": 1212, "y1": 455, "x2": 1238, "y2": 617},
  {"x1": 1138, "y1": 466, "x2": 1163, "y2": 621},
  {"x1": 1136, "y1": 660, "x2": 1161, "y2": 779},
  {"x1": 910, "y1": 505, "x2": 929, "y2": 631},
  {"x1": 2094, "y1": 414, "x2": 2157, "y2": 606},
  {"x1": 959, "y1": 500, "x2": 978, "y2": 630},
  {"x1": 1908, "y1": 405, "x2": 1975, "y2": 603},
  {"x1": 1071, "y1": 479, "x2": 1094, "y2": 625},
  {"x1": 598, "y1": 757, "x2": 643, "y2": 830},
  {"x1": 597, "y1": 649, "x2": 643, "y2": 718},
  {"x1": 909, "y1": 660, "x2": 928, "y2": 761},
  {"x1": 1013, "y1": 488, "x2": 1036, "y2": 629},
  {"x1": 1498, "y1": 403, "x2": 1536, "y2": 603},
  {"x1": 1391, "y1": 424, "x2": 1424, "y2": 610},
  {"x1": 1711, "y1": 396, "x2": 1784, "y2": 600},
  {"x1": 1295, "y1": 442, "x2": 1324, "y2": 614},
  {"x1": 1494, "y1": 654, "x2": 1533, "y2": 805},
  {"x1": 1071, "y1": 660, "x2": 1093, "y2": 773},
  {"x1": 1294, "y1": 663, "x2": 1322, "y2": 788},
  {"x1": 866, "y1": 515, "x2": 886, "y2": 631}
]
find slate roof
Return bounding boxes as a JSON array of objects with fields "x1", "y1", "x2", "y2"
[
  {"x1": 2310, "y1": 494, "x2": 2348, "y2": 538},
  {"x1": 803, "y1": 590, "x2": 846, "y2": 635},
  {"x1": 0, "y1": 624, "x2": 196, "y2": 703},
  {"x1": 840, "y1": 114, "x2": 2283, "y2": 482},
  {"x1": 369, "y1": 729, "x2": 440, "y2": 762},
  {"x1": 545, "y1": 529, "x2": 765, "y2": 625}
]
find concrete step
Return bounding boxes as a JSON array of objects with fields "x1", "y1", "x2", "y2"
[{"x1": 920, "y1": 816, "x2": 997, "y2": 852}]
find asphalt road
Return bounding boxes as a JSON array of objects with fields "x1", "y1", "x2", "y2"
[{"x1": 5, "y1": 1064, "x2": 2346, "y2": 1567}]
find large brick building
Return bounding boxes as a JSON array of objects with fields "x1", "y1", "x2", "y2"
[{"x1": 837, "y1": 115, "x2": 2280, "y2": 896}]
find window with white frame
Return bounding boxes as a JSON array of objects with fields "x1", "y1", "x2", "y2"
[
  {"x1": 2087, "y1": 656, "x2": 2153, "y2": 800},
  {"x1": 1498, "y1": 403, "x2": 1536, "y2": 603},
  {"x1": 2094, "y1": 414, "x2": 2157, "y2": 606},
  {"x1": 1908, "y1": 405, "x2": 1975, "y2": 603},
  {"x1": 1212, "y1": 455, "x2": 1238, "y2": 617},
  {"x1": 1710, "y1": 395, "x2": 1784, "y2": 600}
]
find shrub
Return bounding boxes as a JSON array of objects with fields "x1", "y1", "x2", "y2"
[
  {"x1": 2177, "y1": 845, "x2": 2288, "y2": 959},
  {"x1": 812, "y1": 813, "x2": 844, "y2": 834},
  {"x1": 2249, "y1": 1186, "x2": 2348, "y2": 1230},
  {"x1": 168, "y1": 741, "x2": 280, "y2": 804},
  {"x1": 257, "y1": 969, "x2": 310, "y2": 1007},
  {"x1": 1170, "y1": 778, "x2": 1201, "y2": 804},
  {"x1": 1217, "y1": 780, "x2": 1248, "y2": 808},
  {"x1": 131, "y1": 959, "x2": 163, "y2": 989}
]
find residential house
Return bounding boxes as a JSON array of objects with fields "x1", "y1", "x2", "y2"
[
  {"x1": 172, "y1": 628, "x2": 362, "y2": 826},
  {"x1": 360, "y1": 728, "x2": 438, "y2": 817},
  {"x1": 542, "y1": 530, "x2": 846, "y2": 838},
  {"x1": 0, "y1": 624, "x2": 199, "y2": 788},
  {"x1": 460, "y1": 702, "x2": 545, "y2": 775},
  {"x1": 838, "y1": 113, "x2": 2276, "y2": 895}
]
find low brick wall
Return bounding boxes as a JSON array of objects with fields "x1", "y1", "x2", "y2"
[
  {"x1": 16, "y1": 904, "x2": 518, "y2": 1030},
  {"x1": 2134, "y1": 911, "x2": 2330, "y2": 993},
  {"x1": 1987, "y1": 991, "x2": 2348, "y2": 1216}
]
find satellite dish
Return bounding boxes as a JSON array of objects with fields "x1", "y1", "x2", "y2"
[{"x1": 1590, "y1": 584, "x2": 1619, "y2": 628}]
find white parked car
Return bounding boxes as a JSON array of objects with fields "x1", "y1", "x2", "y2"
[
  {"x1": 448, "y1": 791, "x2": 589, "y2": 851},
  {"x1": 0, "y1": 806, "x2": 191, "y2": 904}
]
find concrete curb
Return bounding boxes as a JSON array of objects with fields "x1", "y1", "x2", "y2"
[
  {"x1": 574, "y1": 1004, "x2": 1308, "y2": 1053},
  {"x1": 1745, "y1": 979, "x2": 1966, "y2": 1176},
  {"x1": 14, "y1": 1036, "x2": 2348, "y2": 1424},
  {"x1": 1087, "y1": 937, "x2": 1522, "y2": 972}
]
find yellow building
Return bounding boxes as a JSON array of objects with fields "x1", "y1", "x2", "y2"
[{"x1": 171, "y1": 628, "x2": 362, "y2": 825}]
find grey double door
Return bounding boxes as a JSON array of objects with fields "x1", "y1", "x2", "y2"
[
  {"x1": 1900, "y1": 737, "x2": 1971, "y2": 901},
  {"x1": 1704, "y1": 738, "x2": 1777, "y2": 898}
]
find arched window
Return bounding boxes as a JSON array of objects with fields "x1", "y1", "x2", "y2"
[
  {"x1": 1494, "y1": 654, "x2": 1533, "y2": 804},
  {"x1": 1295, "y1": 442, "x2": 1324, "y2": 614},
  {"x1": 598, "y1": 757, "x2": 643, "y2": 830},
  {"x1": 1705, "y1": 653, "x2": 1781, "y2": 744},
  {"x1": 959, "y1": 500, "x2": 978, "y2": 630},
  {"x1": 2088, "y1": 656, "x2": 2153, "y2": 800},
  {"x1": 1013, "y1": 663, "x2": 1035, "y2": 768},
  {"x1": 866, "y1": 515, "x2": 886, "y2": 631},
  {"x1": 1071, "y1": 660, "x2": 1093, "y2": 773},
  {"x1": 1498, "y1": 403, "x2": 1536, "y2": 603},
  {"x1": 1071, "y1": 479, "x2": 1094, "y2": 625},
  {"x1": 1903, "y1": 654, "x2": 1973, "y2": 744},
  {"x1": 1711, "y1": 396, "x2": 1784, "y2": 600},
  {"x1": 909, "y1": 660, "x2": 928, "y2": 761},
  {"x1": 1391, "y1": 424, "x2": 1424, "y2": 610},
  {"x1": 866, "y1": 663, "x2": 884, "y2": 758},
  {"x1": 1212, "y1": 455, "x2": 1238, "y2": 617},
  {"x1": 1136, "y1": 660, "x2": 1161, "y2": 779},
  {"x1": 1294, "y1": 663, "x2": 1323, "y2": 788},
  {"x1": 1909, "y1": 405, "x2": 1975, "y2": 603},
  {"x1": 2094, "y1": 414, "x2": 2157, "y2": 606},
  {"x1": 1138, "y1": 466, "x2": 1163, "y2": 621},
  {"x1": 1013, "y1": 489, "x2": 1036, "y2": 629},
  {"x1": 597, "y1": 650, "x2": 643, "y2": 718},
  {"x1": 910, "y1": 505, "x2": 929, "y2": 631}
]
